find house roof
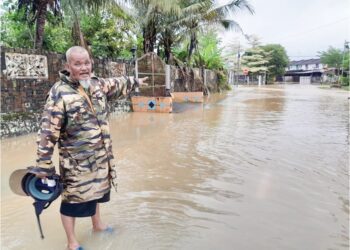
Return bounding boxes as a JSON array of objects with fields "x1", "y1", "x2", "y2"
[
  {"x1": 284, "y1": 69, "x2": 324, "y2": 76},
  {"x1": 289, "y1": 58, "x2": 321, "y2": 66}
]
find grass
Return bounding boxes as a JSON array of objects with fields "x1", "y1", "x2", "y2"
[
  {"x1": 318, "y1": 83, "x2": 349, "y2": 91},
  {"x1": 319, "y1": 84, "x2": 331, "y2": 89},
  {"x1": 341, "y1": 85, "x2": 350, "y2": 91}
]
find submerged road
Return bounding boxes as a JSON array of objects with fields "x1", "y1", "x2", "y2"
[{"x1": 1, "y1": 84, "x2": 349, "y2": 250}]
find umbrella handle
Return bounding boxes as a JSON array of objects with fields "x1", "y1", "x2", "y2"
[
  {"x1": 35, "y1": 209, "x2": 45, "y2": 239},
  {"x1": 33, "y1": 201, "x2": 47, "y2": 239}
]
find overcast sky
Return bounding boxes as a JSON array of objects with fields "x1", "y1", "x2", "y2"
[{"x1": 219, "y1": 0, "x2": 350, "y2": 60}]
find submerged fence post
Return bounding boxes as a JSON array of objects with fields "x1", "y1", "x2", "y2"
[{"x1": 165, "y1": 64, "x2": 171, "y2": 96}]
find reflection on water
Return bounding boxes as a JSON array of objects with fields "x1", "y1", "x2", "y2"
[{"x1": 1, "y1": 85, "x2": 349, "y2": 250}]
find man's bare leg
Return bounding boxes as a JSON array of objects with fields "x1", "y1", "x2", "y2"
[
  {"x1": 61, "y1": 214, "x2": 80, "y2": 250},
  {"x1": 91, "y1": 204, "x2": 108, "y2": 231}
]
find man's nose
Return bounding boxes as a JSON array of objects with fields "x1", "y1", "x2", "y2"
[{"x1": 81, "y1": 64, "x2": 89, "y2": 70}]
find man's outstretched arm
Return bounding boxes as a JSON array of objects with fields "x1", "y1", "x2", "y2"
[{"x1": 97, "y1": 76, "x2": 148, "y2": 97}]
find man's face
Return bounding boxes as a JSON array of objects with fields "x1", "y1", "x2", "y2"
[{"x1": 66, "y1": 51, "x2": 92, "y2": 81}]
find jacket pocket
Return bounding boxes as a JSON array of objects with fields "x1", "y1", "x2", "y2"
[{"x1": 68, "y1": 150, "x2": 97, "y2": 174}]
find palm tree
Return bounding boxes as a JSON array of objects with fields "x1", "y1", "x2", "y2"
[
  {"x1": 130, "y1": 0, "x2": 181, "y2": 53},
  {"x1": 142, "y1": 1, "x2": 205, "y2": 63},
  {"x1": 178, "y1": 0, "x2": 254, "y2": 64},
  {"x1": 158, "y1": 12, "x2": 184, "y2": 63},
  {"x1": 18, "y1": 0, "x2": 122, "y2": 50},
  {"x1": 61, "y1": 0, "x2": 125, "y2": 54},
  {"x1": 18, "y1": 0, "x2": 61, "y2": 49}
]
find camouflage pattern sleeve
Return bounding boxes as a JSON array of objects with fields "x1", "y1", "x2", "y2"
[
  {"x1": 32, "y1": 84, "x2": 65, "y2": 175},
  {"x1": 98, "y1": 76, "x2": 135, "y2": 98}
]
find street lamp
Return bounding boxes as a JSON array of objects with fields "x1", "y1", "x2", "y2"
[{"x1": 130, "y1": 45, "x2": 137, "y2": 60}]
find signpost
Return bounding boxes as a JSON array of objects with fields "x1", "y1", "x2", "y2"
[{"x1": 243, "y1": 68, "x2": 249, "y2": 84}]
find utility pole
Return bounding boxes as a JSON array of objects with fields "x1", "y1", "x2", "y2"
[
  {"x1": 236, "y1": 42, "x2": 241, "y2": 85},
  {"x1": 340, "y1": 40, "x2": 349, "y2": 85}
]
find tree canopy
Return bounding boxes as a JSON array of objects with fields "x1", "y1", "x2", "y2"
[
  {"x1": 261, "y1": 44, "x2": 289, "y2": 79},
  {"x1": 193, "y1": 30, "x2": 224, "y2": 70},
  {"x1": 318, "y1": 46, "x2": 343, "y2": 69},
  {"x1": 0, "y1": 0, "x2": 254, "y2": 70},
  {"x1": 241, "y1": 47, "x2": 270, "y2": 74},
  {"x1": 239, "y1": 42, "x2": 289, "y2": 82}
]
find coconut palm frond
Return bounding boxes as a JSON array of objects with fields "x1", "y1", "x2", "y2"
[
  {"x1": 210, "y1": 0, "x2": 254, "y2": 15},
  {"x1": 147, "y1": 0, "x2": 181, "y2": 16},
  {"x1": 219, "y1": 19, "x2": 242, "y2": 32}
]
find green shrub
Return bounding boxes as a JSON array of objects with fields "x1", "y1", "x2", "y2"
[
  {"x1": 217, "y1": 70, "x2": 231, "y2": 91},
  {"x1": 341, "y1": 76, "x2": 349, "y2": 86}
]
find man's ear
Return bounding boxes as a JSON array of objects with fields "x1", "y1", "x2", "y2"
[
  {"x1": 64, "y1": 63, "x2": 70, "y2": 72},
  {"x1": 90, "y1": 59, "x2": 94, "y2": 73}
]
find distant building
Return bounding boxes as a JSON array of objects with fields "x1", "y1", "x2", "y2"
[
  {"x1": 283, "y1": 58, "x2": 326, "y2": 84},
  {"x1": 287, "y1": 58, "x2": 324, "y2": 71}
]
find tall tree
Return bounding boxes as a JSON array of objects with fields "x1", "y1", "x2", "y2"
[
  {"x1": 60, "y1": 0, "x2": 115, "y2": 52},
  {"x1": 18, "y1": 0, "x2": 62, "y2": 49},
  {"x1": 1, "y1": 2, "x2": 35, "y2": 48},
  {"x1": 262, "y1": 44, "x2": 289, "y2": 80},
  {"x1": 178, "y1": 0, "x2": 254, "y2": 64},
  {"x1": 160, "y1": 24, "x2": 178, "y2": 63},
  {"x1": 130, "y1": 0, "x2": 181, "y2": 53},
  {"x1": 319, "y1": 44, "x2": 350, "y2": 85},
  {"x1": 241, "y1": 46, "x2": 271, "y2": 83},
  {"x1": 318, "y1": 46, "x2": 343, "y2": 70},
  {"x1": 193, "y1": 30, "x2": 224, "y2": 70},
  {"x1": 158, "y1": 8, "x2": 187, "y2": 63},
  {"x1": 79, "y1": 7, "x2": 137, "y2": 58}
]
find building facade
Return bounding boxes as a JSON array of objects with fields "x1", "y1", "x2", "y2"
[{"x1": 283, "y1": 58, "x2": 326, "y2": 84}]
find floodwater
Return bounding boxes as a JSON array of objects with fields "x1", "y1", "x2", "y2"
[{"x1": 1, "y1": 85, "x2": 349, "y2": 250}]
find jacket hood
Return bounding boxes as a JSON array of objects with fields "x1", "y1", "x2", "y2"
[
  {"x1": 59, "y1": 70, "x2": 80, "y2": 88},
  {"x1": 59, "y1": 70, "x2": 99, "y2": 88}
]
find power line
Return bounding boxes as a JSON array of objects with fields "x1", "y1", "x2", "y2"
[{"x1": 269, "y1": 16, "x2": 350, "y2": 42}]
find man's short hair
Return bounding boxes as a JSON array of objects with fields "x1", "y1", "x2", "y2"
[{"x1": 66, "y1": 46, "x2": 89, "y2": 63}]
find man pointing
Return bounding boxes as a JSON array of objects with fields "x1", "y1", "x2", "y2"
[{"x1": 30, "y1": 46, "x2": 147, "y2": 250}]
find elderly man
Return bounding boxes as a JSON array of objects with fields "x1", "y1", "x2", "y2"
[{"x1": 30, "y1": 46, "x2": 147, "y2": 250}]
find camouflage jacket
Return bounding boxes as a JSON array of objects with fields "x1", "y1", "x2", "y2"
[{"x1": 31, "y1": 70, "x2": 131, "y2": 203}]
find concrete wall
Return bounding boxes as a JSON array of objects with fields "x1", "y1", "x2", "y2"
[
  {"x1": 0, "y1": 46, "x2": 131, "y2": 137},
  {"x1": 0, "y1": 46, "x2": 129, "y2": 113},
  {"x1": 0, "y1": 47, "x2": 223, "y2": 138}
]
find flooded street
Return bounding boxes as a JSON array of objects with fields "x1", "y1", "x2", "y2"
[{"x1": 1, "y1": 85, "x2": 349, "y2": 250}]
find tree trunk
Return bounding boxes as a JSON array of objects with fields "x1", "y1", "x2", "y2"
[
  {"x1": 187, "y1": 32, "x2": 197, "y2": 64},
  {"x1": 69, "y1": 0, "x2": 92, "y2": 58},
  {"x1": 34, "y1": 0, "x2": 48, "y2": 49},
  {"x1": 163, "y1": 29, "x2": 173, "y2": 64},
  {"x1": 143, "y1": 19, "x2": 157, "y2": 53},
  {"x1": 165, "y1": 50, "x2": 174, "y2": 65},
  {"x1": 72, "y1": 19, "x2": 89, "y2": 52}
]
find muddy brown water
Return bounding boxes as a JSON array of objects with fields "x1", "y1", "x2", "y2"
[{"x1": 1, "y1": 85, "x2": 349, "y2": 250}]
